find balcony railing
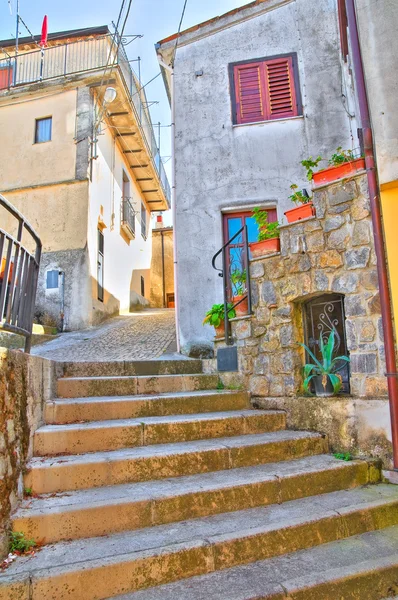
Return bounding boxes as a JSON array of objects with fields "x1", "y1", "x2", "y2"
[
  {"x1": 121, "y1": 197, "x2": 136, "y2": 239},
  {"x1": 0, "y1": 32, "x2": 171, "y2": 203},
  {"x1": 0, "y1": 194, "x2": 42, "y2": 352}
]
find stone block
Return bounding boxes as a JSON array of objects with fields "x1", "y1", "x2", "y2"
[
  {"x1": 290, "y1": 232, "x2": 305, "y2": 254},
  {"x1": 318, "y1": 250, "x2": 343, "y2": 269},
  {"x1": 327, "y1": 224, "x2": 350, "y2": 251},
  {"x1": 274, "y1": 306, "x2": 292, "y2": 320},
  {"x1": 260, "y1": 281, "x2": 277, "y2": 306},
  {"x1": 271, "y1": 350, "x2": 295, "y2": 374},
  {"x1": 360, "y1": 270, "x2": 379, "y2": 291},
  {"x1": 304, "y1": 219, "x2": 322, "y2": 232},
  {"x1": 280, "y1": 325, "x2": 294, "y2": 347},
  {"x1": 313, "y1": 271, "x2": 329, "y2": 291},
  {"x1": 287, "y1": 254, "x2": 311, "y2": 273},
  {"x1": 312, "y1": 191, "x2": 327, "y2": 219},
  {"x1": 331, "y1": 272, "x2": 359, "y2": 294},
  {"x1": 345, "y1": 295, "x2": 366, "y2": 317},
  {"x1": 249, "y1": 376, "x2": 270, "y2": 397},
  {"x1": 327, "y1": 181, "x2": 356, "y2": 206},
  {"x1": 368, "y1": 293, "x2": 381, "y2": 315},
  {"x1": 345, "y1": 320, "x2": 357, "y2": 351},
  {"x1": 250, "y1": 262, "x2": 264, "y2": 279},
  {"x1": 350, "y1": 353, "x2": 377, "y2": 374},
  {"x1": 358, "y1": 320, "x2": 376, "y2": 343},
  {"x1": 280, "y1": 229, "x2": 290, "y2": 256},
  {"x1": 345, "y1": 248, "x2": 370, "y2": 270},
  {"x1": 324, "y1": 215, "x2": 345, "y2": 232},
  {"x1": 254, "y1": 354, "x2": 271, "y2": 375},
  {"x1": 256, "y1": 307, "x2": 271, "y2": 324},
  {"x1": 364, "y1": 377, "x2": 388, "y2": 398},
  {"x1": 265, "y1": 257, "x2": 286, "y2": 279},
  {"x1": 278, "y1": 277, "x2": 299, "y2": 300},
  {"x1": 269, "y1": 376, "x2": 285, "y2": 396},
  {"x1": 259, "y1": 334, "x2": 280, "y2": 353},
  {"x1": 328, "y1": 201, "x2": 352, "y2": 215},
  {"x1": 234, "y1": 320, "x2": 252, "y2": 340},
  {"x1": 351, "y1": 196, "x2": 370, "y2": 220},
  {"x1": 251, "y1": 282, "x2": 259, "y2": 307},
  {"x1": 352, "y1": 221, "x2": 370, "y2": 246},
  {"x1": 306, "y1": 231, "x2": 325, "y2": 253},
  {"x1": 252, "y1": 326, "x2": 266, "y2": 338}
]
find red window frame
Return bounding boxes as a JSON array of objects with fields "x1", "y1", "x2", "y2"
[{"x1": 231, "y1": 53, "x2": 301, "y2": 125}]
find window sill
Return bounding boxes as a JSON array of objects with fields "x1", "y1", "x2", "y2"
[{"x1": 232, "y1": 115, "x2": 304, "y2": 129}]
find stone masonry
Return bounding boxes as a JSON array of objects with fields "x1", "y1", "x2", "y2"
[{"x1": 226, "y1": 173, "x2": 384, "y2": 400}]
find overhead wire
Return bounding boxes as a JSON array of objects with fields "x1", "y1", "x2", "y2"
[{"x1": 171, "y1": 0, "x2": 188, "y2": 67}]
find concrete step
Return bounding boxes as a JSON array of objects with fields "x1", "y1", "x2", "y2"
[
  {"x1": 60, "y1": 359, "x2": 203, "y2": 378},
  {"x1": 109, "y1": 525, "x2": 398, "y2": 600},
  {"x1": 15, "y1": 455, "x2": 376, "y2": 544},
  {"x1": 44, "y1": 390, "x2": 250, "y2": 424},
  {"x1": 24, "y1": 430, "x2": 329, "y2": 494},
  {"x1": 4, "y1": 486, "x2": 396, "y2": 600},
  {"x1": 34, "y1": 410, "x2": 286, "y2": 456},
  {"x1": 57, "y1": 374, "x2": 220, "y2": 398}
]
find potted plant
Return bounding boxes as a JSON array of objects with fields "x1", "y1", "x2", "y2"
[
  {"x1": 230, "y1": 269, "x2": 248, "y2": 316},
  {"x1": 284, "y1": 185, "x2": 315, "y2": 223},
  {"x1": 300, "y1": 330, "x2": 350, "y2": 397},
  {"x1": 250, "y1": 208, "x2": 280, "y2": 258},
  {"x1": 311, "y1": 148, "x2": 365, "y2": 187},
  {"x1": 203, "y1": 303, "x2": 236, "y2": 338}
]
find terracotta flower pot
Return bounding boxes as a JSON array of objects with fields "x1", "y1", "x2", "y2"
[
  {"x1": 250, "y1": 237, "x2": 280, "y2": 258},
  {"x1": 214, "y1": 322, "x2": 225, "y2": 338},
  {"x1": 312, "y1": 158, "x2": 365, "y2": 187},
  {"x1": 232, "y1": 295, "x2": 248, "y2": 316},
  {"x1": 284, "y1": 202, "x2": 315, "y2": 224}
]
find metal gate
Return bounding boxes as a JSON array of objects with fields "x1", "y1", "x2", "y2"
[{"x1": 303, "y1": 293, "x2": 350, "y2": 393}]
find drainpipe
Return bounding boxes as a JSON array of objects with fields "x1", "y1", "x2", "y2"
[
  {"x1": 161, "y1": 229, "x2": 166, "y2": 308},
  {"x1": 158, "y1": 58, "x2": 180, "y2": 352},
  {"x1": 345, "y1": 0, "x2": 398, "y2": 469}
]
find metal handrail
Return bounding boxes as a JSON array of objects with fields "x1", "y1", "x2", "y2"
[
  {"x1": 0, "y1": 33, "x2": 171, "y2": 203},
  {"x1": 212, "y1": 225, "x2": 252, "y2": 345},
  {"x1": 121, "y1": 196, "x2": 136, "y2": 237},
  {"x1": 0, "y1": 194, "x2": 42, "y2": 352}
]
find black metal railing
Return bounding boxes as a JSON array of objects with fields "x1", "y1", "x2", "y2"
[
  {"x1": 212, "y1": 225, "x2": 252, "y2": 345},
  {"x1": 121, "y1": 197, "x2": 136, "y2": 238},
  {"x1": 0, "y1": 194, "x2": 42, "y2": 352},
  {"x1": 0, "y1": 32, "x2": 171, "y2": 203}
]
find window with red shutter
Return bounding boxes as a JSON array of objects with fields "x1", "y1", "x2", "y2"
[{"x1": 231, "y1": 54, "x2": 301, "y2": 125}]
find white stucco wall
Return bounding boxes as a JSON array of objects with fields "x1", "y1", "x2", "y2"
[
  {"x1": 88, "y1": 125, "x2": 152, "y2": 323},
  {"x1": 166, "y1": 0, "x2": 358, "y2": 351}
]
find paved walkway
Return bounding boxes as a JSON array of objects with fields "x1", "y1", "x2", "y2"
[{"x1": 32, "y1": 309, "x2": 177, "y2": 362}]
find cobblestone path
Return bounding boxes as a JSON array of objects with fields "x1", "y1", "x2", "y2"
[{"x1": 32, "y1": 309, "x2": 176, "y2": 362}]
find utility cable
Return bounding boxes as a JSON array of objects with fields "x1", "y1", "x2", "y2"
[{"x1": 171, "y1": 0, "x2": 188, "y2": 67}]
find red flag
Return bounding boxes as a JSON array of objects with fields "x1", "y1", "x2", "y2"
[{"x1": 40, "y1": 16, "x2": 48, "y2": 47}]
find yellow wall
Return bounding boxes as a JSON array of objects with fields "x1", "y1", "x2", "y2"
[
  {"x1": 5, "y1": 181, "x2": 89, "y2": 252},
  {"x1": 381, "y1": 184, "x2": 398, "y2": 337},
  {"x1": 0, "y1": 90, "x2": 77, "y2": 191}
]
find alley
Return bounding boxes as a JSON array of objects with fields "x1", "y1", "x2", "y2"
[{"x1": 32, "y1": 309, "x2": 176, "y2": 361}]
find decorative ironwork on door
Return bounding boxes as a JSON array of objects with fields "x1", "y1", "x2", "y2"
[{"x1": 303, "y1": 294, "x2": 350, "y2": 393}]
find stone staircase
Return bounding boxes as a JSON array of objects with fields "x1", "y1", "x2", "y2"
[{"x1": 1, "y1": 359, "x2": 398, "y2": 600}]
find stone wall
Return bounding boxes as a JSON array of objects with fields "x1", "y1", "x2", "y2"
[
  {"x1": 0, "y1": 349, "x2": 56, "y2": 558},
  {"x1": 150, "y1": 228, "x2": 174, "y2": 308},
  {"x1": 214, "y1": 173, "x2": 393, "y2": 466}
]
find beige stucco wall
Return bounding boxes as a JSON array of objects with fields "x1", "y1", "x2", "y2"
[
  {"x1": 0, "y1": 89, "x2": 77, "y2": 191},
  {"x1": 150, "y1": 228, "x2": 174, "y2": 308},
  {"x1": 88, "y1": 122, "x2": 152, "y2": 323},
  {"x1": 4, "y1": 181, "x2": 89, "y2": 252}
]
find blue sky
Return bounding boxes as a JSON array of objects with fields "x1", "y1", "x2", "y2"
[{"x1": 0, "y1": 0, "x2": 246, "y2": 181}]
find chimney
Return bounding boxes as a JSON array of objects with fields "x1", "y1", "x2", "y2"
[{"x1": 155, "y1": 214, "x2": 163, "y2": 229}]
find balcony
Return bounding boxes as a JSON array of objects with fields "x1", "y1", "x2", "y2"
[
  {"x1": 0, "y1": 30, "x2": 171, "y2": 207},
  {"x1": 121, "y1": 197, "x2": 136, "y2": 239}
]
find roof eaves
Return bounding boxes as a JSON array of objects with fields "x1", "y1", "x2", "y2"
[{"x1": 0, "y1": 25, "x2": 110, "y2": 50}]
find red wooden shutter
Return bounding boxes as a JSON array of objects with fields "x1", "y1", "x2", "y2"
[
  {"x1": 264, "y1": 56, "x2": 298, "y2": 120},
  {"x1": 234, "y1": 62, "x2": 267, "y2": 125},
  {"x1": 0, "y1": 66, "x2": 12, "y2": 90}
]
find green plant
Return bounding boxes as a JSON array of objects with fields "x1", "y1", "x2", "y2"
[
  {"x1": 203, "y1": 303, "x2": 236, "y2": 328},
  {"x1": 24, "y1": 487, "x2": 32, "y2": 497},
  {"x1": 334, "y1": 452, "x2": 353, "y2": 461},
  {"x1": 288, "y1": 184, "x2": 312, "y2": 205},
  {"x1": 301, "y1": 156, "x2": 323, "y2": 181},
  {"x1": 217, "y1": 380, "x2": 225, "y2": 390},
  {"x1": 299, "y1": 330, "x2": 350, "y2": 395},
  {"x1": 328, "y1": 147, "x2": 355, "y2": 166},
  {"x1": 252, "y1": 208, "x2": 280, "y2": 241},
  {"x1": 9, "y1": 532, "x2": 36, "y2": 554},
  {"x1": 231, "y1": 269, "x2": 247, "y2": 296}
]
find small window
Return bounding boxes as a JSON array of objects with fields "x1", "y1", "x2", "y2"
[
  {"x1": 230, "y1": 54, "x2": 301, "y2": 125},
  {"x1": 46, "y1": 270, "x2": 58, "y2": 289},
  {"x1": 141, "y1": 203, "x2": 147, "y2": 240},
  {"x1": 35, "y1": 117, "x2": 52, "y2": 143},
  {"x1": 141, "y1": 275, "x2": 145, "y2": 297}
]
